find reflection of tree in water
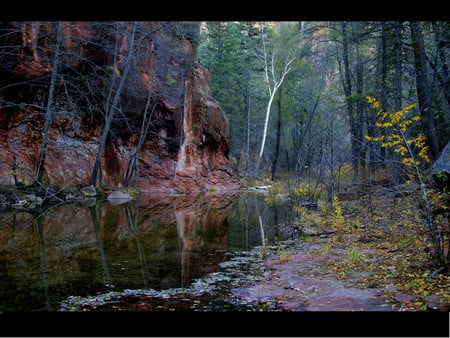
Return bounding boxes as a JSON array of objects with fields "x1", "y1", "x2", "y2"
[
  {"x1": 6, "y1": 213, "x2": 27, "y2": 279},
  {"x1": 0, "y1": 191, "x2": 287, "y2": 311},
  {"x1": 33, "y1": 215, "x2": 50, "y2": 310},
  {"x1": 125, "y1": 201, "x2": 151, "y2": 288},
  {"x1": 89, "y1": 204, "x2": 112, "y2": 288},
  {"x1": 229, "y1": 192, "x2": 288, "y2": 250}
]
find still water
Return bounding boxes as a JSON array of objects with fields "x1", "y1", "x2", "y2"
[{"x1": 0, "y1": 191, "x2": 292, "y2": 312}]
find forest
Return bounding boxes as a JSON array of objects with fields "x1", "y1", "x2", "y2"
[
  {"x1": 198, "y1": 21, "x2": 450, "y2": 311},
  {"x1": 199, "y1": 22, "x2": 449, "y2": 178},
  {"x1": 0, "y1": 21, "x2": 450, "y2": 316}
]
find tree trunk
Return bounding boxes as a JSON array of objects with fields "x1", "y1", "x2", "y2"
[
  {"x1": 271, "y1": 89, "x2": 282, "y2": 181},
  {"x1": 35, "y1": 22, "x2": 63, "y2": 184},
  {"x1": 246, "y1": 88, "x2": 251, "y2": 177},
  {"x1": 259, "y1": 81, "x2": 278, "y2": 160},
  {"x1": 125, "y1": 88, "x2": 159, "y2": 187},
  {"x1": 389, "y1": 21, "x2": 405, "y2": 184},
  {"x1": 257, "y1": 24, "x2": 295, "y2": 175},
  {"x1": 410, "y1": 21, "x2": 440, "y2": 161},
  {"x1": 90, "y1": 23, "x2": 137, "y2": 187},
  {"x1": 294, "y1": 98, "x2": 319, "y2": 177},
  {"x1": 354, "y1": 31, "x2": 365, "y2": 176},
  {"x1": 394, "y1": 22, "x2": 404, "y2": 113},
  {"x1": 431, "y1": 22, "x2": 450, "y2": 128},
  {"x1": 239, "y1": 71, "x2": 252, "y2": 177},
  {"x1": 370, "y1": 22, "x2": 388, "y2": 170},
  {"x1": 340, "y1": 22, "x2": 359, "y2": 177}
]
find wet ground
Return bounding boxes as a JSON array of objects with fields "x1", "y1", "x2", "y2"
[
  {"x1": 59, "y1": 238, "x2": 401, "y2": 312},
  {"x1": 231, "y1": 242, "x2": 395, "y2": 311}
]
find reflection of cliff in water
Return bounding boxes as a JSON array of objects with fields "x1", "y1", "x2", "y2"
[
  {"x1": 0, "y1": 190, "x2": 292, "y2": 312},
  {"x1": 0, "y1": 192, "x2": 237, "y2": 312}
]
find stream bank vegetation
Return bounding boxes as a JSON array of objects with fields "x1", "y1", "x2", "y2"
[
  {"x1": 276, "y1": 179, "x2": 449, "y2": 311},
  {"x1": 256, "y1": 98, "x2": 450, "y2": 311},
  {"x1": 260, "y1": 171, "x2": 450, "y2": 311},
  {"x1": 202, "y1": 21, "x2": 450, "y2": 311}
]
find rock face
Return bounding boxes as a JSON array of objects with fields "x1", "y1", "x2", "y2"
[
  {"x1": 0, "y1": 22, "x2": 239, "y2": 193},
  {"x1": 432, "y1": 141, "x2": 450, "y2": 176}
]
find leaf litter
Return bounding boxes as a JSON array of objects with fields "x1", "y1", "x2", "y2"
[{"x1": 59, "y1": 184, "x2": 450, "y2": 312}]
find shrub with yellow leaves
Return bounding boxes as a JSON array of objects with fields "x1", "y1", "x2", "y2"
[
  {"x1": 365, "y1": 96, "x2": 447, "y2": 271},
  {"x1": 365, "y1": 96, "x2": 430, "y2": 168}
]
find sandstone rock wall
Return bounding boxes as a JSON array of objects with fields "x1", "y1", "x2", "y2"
[{"x1": 0, "y1": 22, "x2": 239, "y2": 193}]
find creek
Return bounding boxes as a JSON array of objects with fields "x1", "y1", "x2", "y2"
[{"x1": 0, "y1": 190, "x2": 294, "y2": 312}]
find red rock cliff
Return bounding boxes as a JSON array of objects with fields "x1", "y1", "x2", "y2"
[{"x1": 0, "y1": 22, "x2": 239, "y2": 193}]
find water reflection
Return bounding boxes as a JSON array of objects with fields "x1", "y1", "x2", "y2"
[{"x1": 0, "y1": 191, "x2": 291, "y2": 312}]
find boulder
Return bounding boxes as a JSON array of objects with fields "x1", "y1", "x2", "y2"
[
  {"x1": 431, "y1": 141, "x2": 450, "y2": 188},
  {"x1": 107, "y1": 191, "x2": 132, "y2": 205}
]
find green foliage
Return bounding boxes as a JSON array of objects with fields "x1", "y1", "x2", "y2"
[
  {"x1": 198, "y1": 22, "x2": 314, "y2": 169},
  {"x1": 265, "y1": 181, "x2": 288, "y2": 205},
  {"x1": 435, "y1": 172, "x2": 448, "y2": 181},
  {"x1": 165, "y1": 70, "x2": 177, "y2": 87},
  {"x1": 408, "y1": 278, "x2": 419, "y2": 288},
  {"x1": 298, "y1": 232, "x2": 313, "y2": 243},
  {"x1": 435, "y1": 172, "x2": 449, "y2": 193},
  {"x1": 199, "y1": 22, "x2": 263, "y2": 160},
  {"x1": 172, "y1": 22, "x2": 200, "y2": 47},
  {"x1": 330, "y1": 196, "x2": 345, "y2": 235},
  {"x1": 398, "y1": 234, "x2": 415, "y2": 248},
  {"x1": 239, "y1": 177, "x2": 267, "y2": 188},
  {"x1": 267, "y1": 181, "x2": 287, "y2": 195},
  {"x1": 293, "y1": 181, "x2": 323, "y2": 201},
  {"x1": 348, "y1": 247, "x2": 367, "y2": 264},
  {"x1": 274, "y1": 237, "x2": 291, "y2": 263},
  {"x1": 126, "y1": 187, "x2": 139, "y2": 198},
  {"x1": 105, "y1": 65, "x2": 114, "y2": 73}
]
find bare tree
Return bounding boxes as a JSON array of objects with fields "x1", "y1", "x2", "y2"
[
  {"x1": 125, "y1": 84, "x2": 160, "y2": 187},
  {"x1": 258, "y1": 24, "x2": 295, "y2": 161},
  {"x1": 35, "y1": 21, "x2": 64, "y2": 184},
  {"x1": 238, "y1": 70, "x2": 252, "y2": 177},
  {"x1": 90, "y1": 22, "x2": 137, "y2": 187},
  {"x1": 410, "y1": 21, "x2": 440, "y2": 161},
  {"x1": 338, "y1": 21, "x2": 367, "y2": 178}
]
